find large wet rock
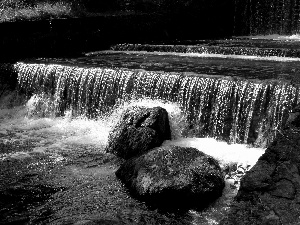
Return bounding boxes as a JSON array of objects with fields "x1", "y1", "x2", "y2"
[
  {"x1": 105, "y1": 106, "x2": 171, "y2": 159},
  {"x1": 221, "y1": 105, "x2": 300, "y2": 225},
  {"x1": 116, "y1": 145, "x2": 225, "y2": 211},
  {"x1": 29, "y1": 153, "x2": 188, "y2": 225}
]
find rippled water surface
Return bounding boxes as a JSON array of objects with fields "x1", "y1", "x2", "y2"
[{"x1": 33, "y1": 51, "x2": 300, "y2": 82}]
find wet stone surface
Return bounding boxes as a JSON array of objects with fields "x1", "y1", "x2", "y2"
[
  {"x1": 116, "y1": 145, "x2": 225, "y2": 211},
  {"x1": 105, "y1": 106, "x2": 171, "y2": 159},
  {"x1": 221, "y1": 124, "x2": 300, "y2": 225}
]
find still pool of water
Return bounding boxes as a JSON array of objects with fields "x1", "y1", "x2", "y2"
[{"x1": 32, "y1": 50, "x2": 300, "y2": 84}]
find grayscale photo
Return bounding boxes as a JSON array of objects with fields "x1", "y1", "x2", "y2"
[{"x1": 0, "y1": 0, "x2": 300, "y2": 224}]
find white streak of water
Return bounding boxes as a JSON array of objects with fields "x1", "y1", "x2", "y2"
[{"x1": 97, "y1": 50, "x2": 300, "y2": 62}]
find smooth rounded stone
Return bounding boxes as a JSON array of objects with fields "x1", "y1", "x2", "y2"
[
  {"x1": 105, "y1": 106, "x2": 171, "y2": 159},
  {"x1": 115, "y1": 145, "x2": 225, "y2": 211}
]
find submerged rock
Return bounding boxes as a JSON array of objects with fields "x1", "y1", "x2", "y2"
[
  {"x1": 105, "y1": 106, "x2": 171, "y2": 159},
  {"x1": 221, "y1": 104, "x2": 300, "y2": 225},
  {"x1": 116, "y1": 145, "x2": 225, "y2": 211}
]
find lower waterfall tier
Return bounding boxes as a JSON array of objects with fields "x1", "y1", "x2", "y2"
[{"x1": 15, "y1": 62, "x2": 300, "y2": 147}]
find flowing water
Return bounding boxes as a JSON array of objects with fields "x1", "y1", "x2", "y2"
[
  {"x1": 0, "y1": 93, "x2": 264, "y2": 225},
  {"x1": 1, "y1": 38, "x2": 300, "y2": 224},
  {"x1": 234, "y1": 0, "x2": 300, "y2": 35},
  {"x1": 16, "y1": 47, "x2": 300, "y2": 146}
]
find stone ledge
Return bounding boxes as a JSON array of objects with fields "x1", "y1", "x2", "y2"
[{"x1": 220, "y1": 112, "x2": 300, "y2": 224}]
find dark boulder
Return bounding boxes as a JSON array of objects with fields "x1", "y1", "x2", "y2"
[
  {"x1": 285, "y1": 104, "x2": 300, "y2": 128},
  {"x1": 116, "y1": 145, "x2": 225, "y2": 211},
  {"x1": 105, "y1": 106, "x2": 171, "y2": 159},
  {"x1": 220, "y1": 104, "x2": 300, "y2": 225}
]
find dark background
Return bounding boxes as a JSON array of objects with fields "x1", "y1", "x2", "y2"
[{"x1": 0, "y1": 0, "x2": 299, "y2": 60}]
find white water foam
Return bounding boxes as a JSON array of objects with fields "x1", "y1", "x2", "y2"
[
  {"x1": 0, "y1": 92, "x2": 266, "y2": 224},
  {"x1": 0, "y1": 94, "x2": 186, "y2": 158},
  {"x1": 163, "y1": 138, "x2": 264, "y2": 170},
  {"x1": 0, "y1": 92, "x2": 265, "y2": 170},
  {"x1": 247, "y1": 34, "x2": 300, "y2": 41}
]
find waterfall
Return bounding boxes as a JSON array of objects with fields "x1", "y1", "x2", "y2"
[
  {"x1": 111, "y1": 43, "x2": 300, "y2": 58},
  {"x1": 234, "y1": 0, "x2": 300, "y2": 35},
  {"x1": 15, "y1": 62, "x2": 300, "y2": 147}
]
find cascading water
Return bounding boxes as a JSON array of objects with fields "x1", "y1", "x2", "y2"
[
  {"x1": 234, "y1": 0, "x2": 300, "y2": 35},
  {"x1": 15, "y1": 61, "x2": 300, "y2": 147},
  {"x1": 111, "y1": 42, "x2": 300, "y2": 58},
  {"x1": 2, "y1": 37, "x2": 300, "y2": 224}
]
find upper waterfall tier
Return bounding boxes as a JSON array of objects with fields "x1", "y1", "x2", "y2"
[
  {"x1": 15, "y1": 61, "x2": 300, "y2": 147},
  {"x1": 234, "y1": 0, "x2": 300, "y2": 35},
  {"x1": 110, "y1": 39, "x2": 300, "y2": 58}
]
